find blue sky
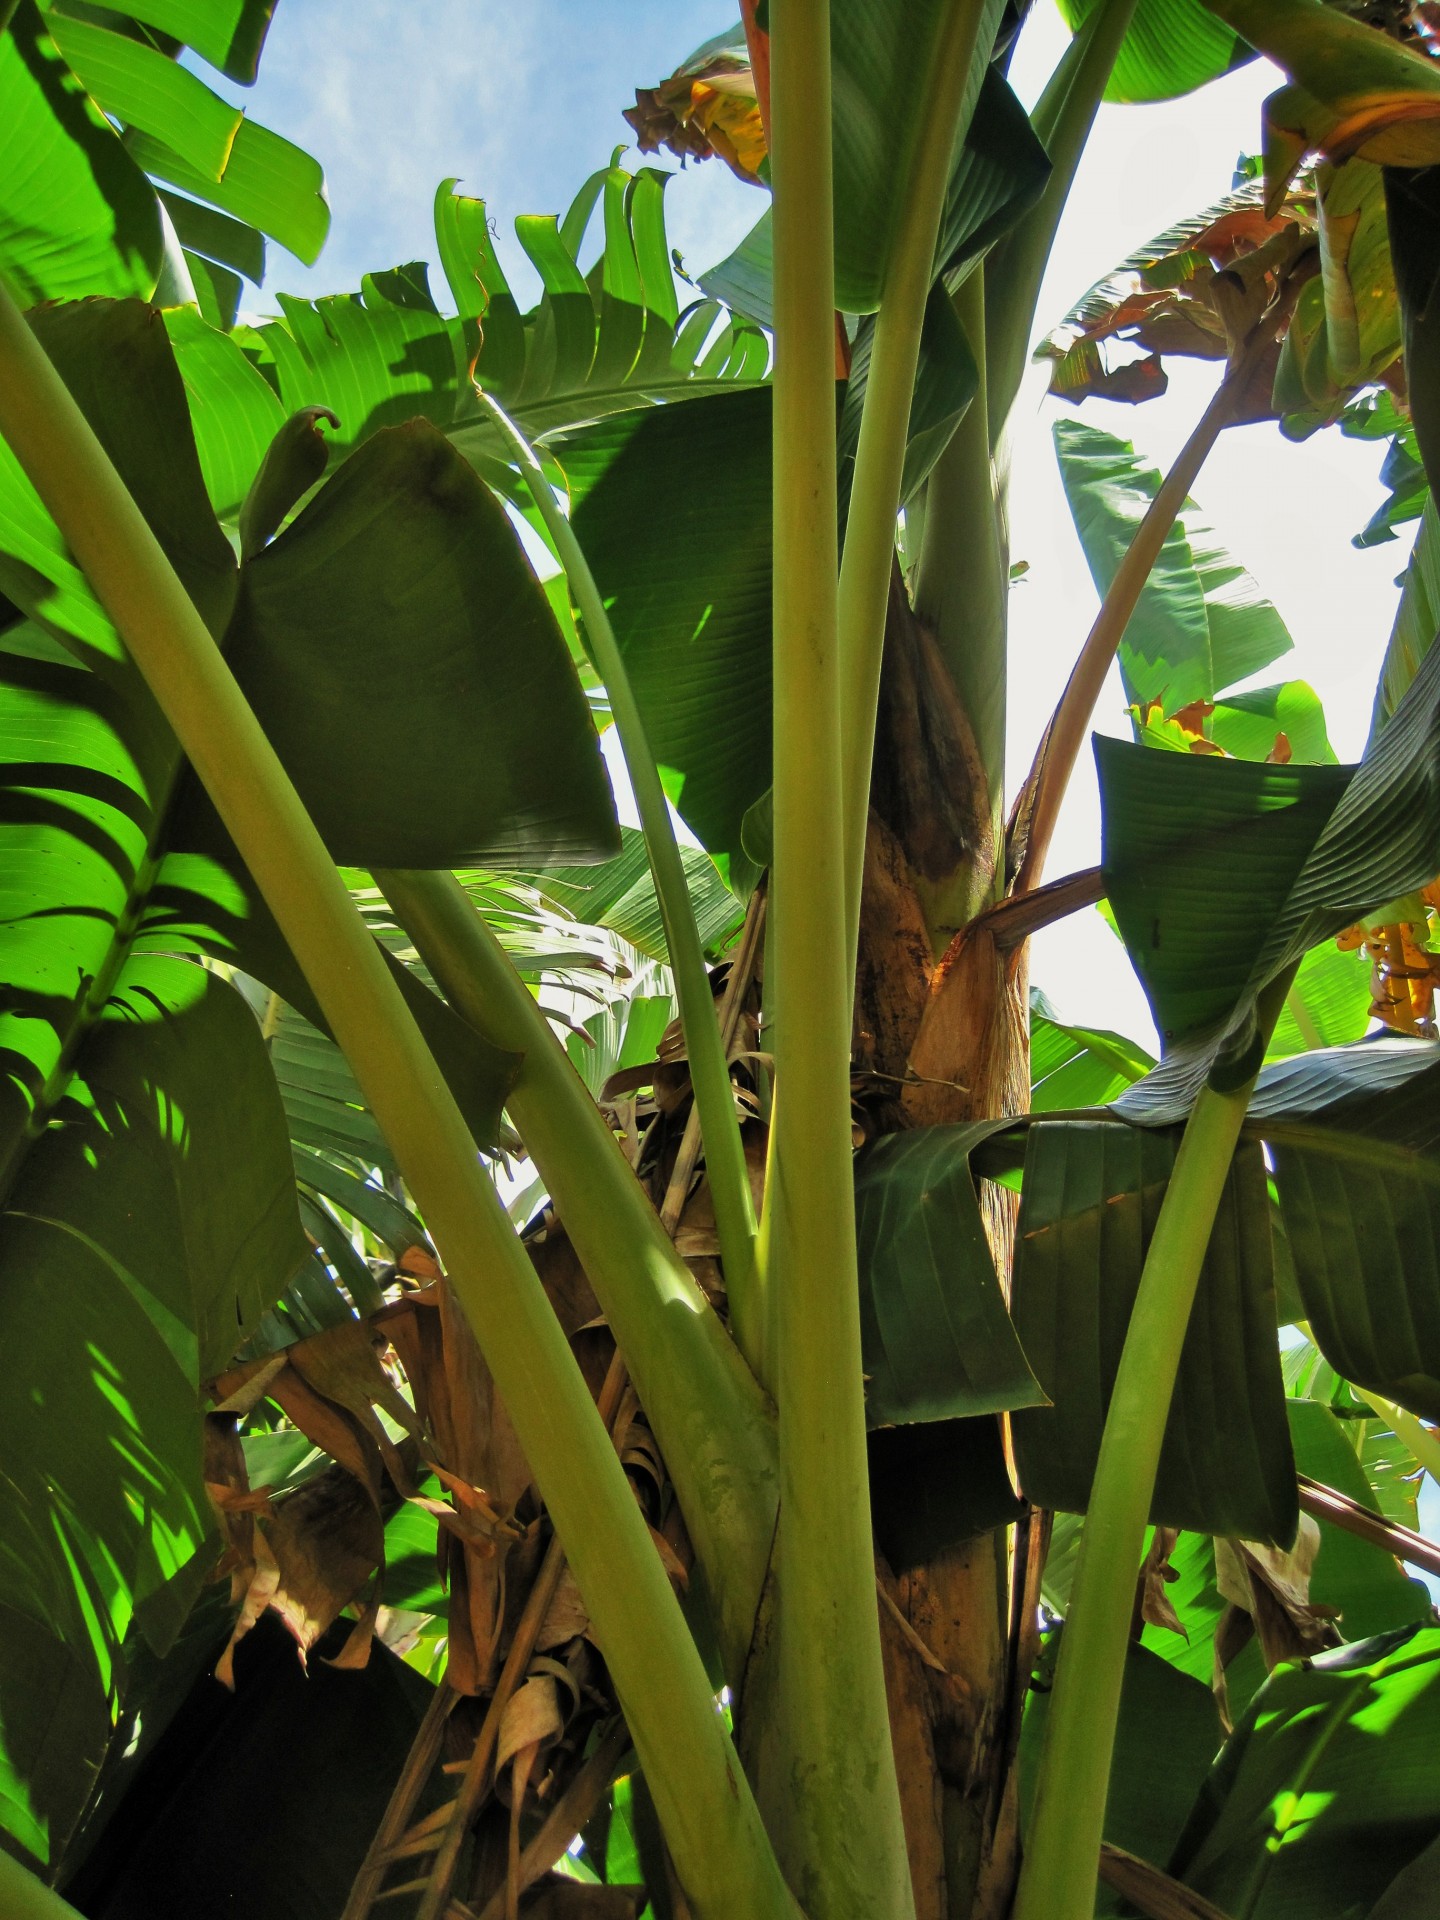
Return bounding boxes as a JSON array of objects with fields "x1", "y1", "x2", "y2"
[{"x1": 233, "y1": 2, "x2": 757, "y2": 308}]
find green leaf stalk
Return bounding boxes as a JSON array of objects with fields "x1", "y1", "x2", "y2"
[
  {"x1": 376, "y1": 865, "x2": 778, "y2": 1687},
  {"x1": 837, "y1": 0, "x2": 998, "y2": 961},
  {"x1": 1013, "y1": 981, "x2": 1292, "y2": 1920},
  {"x1": 0, "y1": 276, "x2": 796, "y2": 1920},
  {"x1": 765, "y1": 2, "x2": 915, "y2": 1913},
  {"x1": 1011, "y1": 357, "x2": 1259, "y2": 896},
  {"x1": 984, "y1": 0, "x2": 1141, "y2": 446},
  {"x1": 468, "y1": 388, "x2": 763, "y2": 1361},
  {"x1": 0, "y1": 1853, "x2": 83, "y2": 1919}
]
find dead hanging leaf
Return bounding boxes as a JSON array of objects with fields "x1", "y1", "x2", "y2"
[
  {"x1": 423, "y1": 1279, "x2": 534, "y2": 1696},
  {"x1": 496, "y1": 1673, "x2": 566, "y2": 1776},
  {"x1": 417, "y1": 1465, "x2": 525, "y2": 1554},
  {"x1": 286, "y1": 1319, "x2": 428, "y2": 1494},
  {"x1": 1211, "y1": 1602, "x2": 1257, "y2": 1735},
  {"x1": 266, "y1": 1363, "x2": 384, "y2": 1505},
  {"x1": 398, "y1": 1245, "x2": 443, "y2": 1281},
  {"x1": 216, "y1": 1463, "x2": 385, "y2": 1686},
  {"x1": 216, "y1": 1524, "x2": 282, "y2": 1690},
  {"x1": 1136, "y1": 1527, "x2": 1187, "y2": 1640},
  {"x1": 210, "y1": 1350, "x2": 287, "y2": 1417},
  {"x1": 536, "y1": 1564, "x2": 592, "y2": 1653},
  {"x1": 1216, "y1": 1515, "x2": 1343, "y2": 1670},
  {"x1": 624, "y1": 43, "x2": 767, "y2": 185},
  {"x1": 1038, "y1": 183, "x2": 1315, "y2": 411}
]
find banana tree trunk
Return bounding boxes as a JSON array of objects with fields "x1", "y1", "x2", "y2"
[{"x1": 855, "y1": 568, "x2": 1032, "y2": 1920}]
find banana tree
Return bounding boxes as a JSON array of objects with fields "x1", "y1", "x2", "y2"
[{"x1": 4, "y1": 2, "x2": 1440, "y2": 1919}]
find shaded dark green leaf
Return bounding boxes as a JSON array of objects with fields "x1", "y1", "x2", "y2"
[
  {"x1": 1099, "y1": 738, "x2": 1351, "y2": 1047},
  {"x1": 855, "y1": 1124, "x2": 1045, "y2": 1425},
  {"x1": 215, "y1": 420, "x2": 619, "y2": 868},
  {"x1": 1021, "y1": 1632, "x2": 1222, "y2": 1912},
  {"x1": 554, "y1": 387, "x2": 772, "y2": 864},
  {"x1": 1011, "y1": 1122, "x2": 1297, "y2": 1540},
  {"x1": 869, "y1": 1416, "x2": 1024, "y2": 1572}
]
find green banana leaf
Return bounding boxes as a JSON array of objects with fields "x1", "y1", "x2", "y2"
[
  {"x1": 1370, "y1": 495, "x2": 1440, "y2": 744},
  {"x1": 853, "y1": 1124, "x2": 1045, "y2": 1425},
  {"x1": 1245, "y1": 1039, "x2": 1440, "y2": 1421},
  {"x1": 0, "y1": 292, "x2": 622, "y2": 1856},
  {"x1": 1102, "y1": 611, "x2": 1440, "y2": 1086},
  {"x1": 1055, "y1": 417, "x2": 1295, "y2": 714},
  {"x1": 1054, "y1": 0, "x2": 1253, "y2": 103},
  {"x1": 1338, "y1": 390, "x2": 1427, "y2": 547},
  {"x1": 125, "y1": 121, "x2": 328, "y2": 268},
  {"x1": 1273, "y1": 160, "x2": 1401, "y2": 432},
  {"x1": 552, "y1": 386, "x2": 774, "y2": 866},
  {"x1": 828, "y1": 0, "x2": 1007, "y2": 313},
  {"x1": 839, "y1": 280, "x2": 978, "y2": 522},
  {"x1": 44, "y1": 11, "x2": 244, "y2": 184},
  {"x1": 1029, "y1": 989, "x2": 1155, "y2": 1111},
  {"x1": 1285, "y1": 1401, "x2": 1432, "y2": 1638},
  {"x1": 1266, "y1": 938, "x2": 1372, "y2": 1059},
  {"x1": 1208, "y1": 681, "x2": 1337, "y2": 765},
  {"x1": 1117, "y1": 1034, "x2": 1440, "y2": 1425},
  {"x1": 1170, "y1": 1624, "x2": 1440, "y2": 1919},
  {"x1": 1009, "y1": 1122, "x2": 1298, "y2": 1541},
  {"x1": 0, "y1": 958, "x2": 305, "y2": 1867},
  {"x1": 0, "y1": 2, "x2": 161, "y2": 304},
  {"x1": 701, "y1": 63, "x2": 1051, "y2": 327},
  {"x1": 0, "y1": 0, "x2": 316, "y2": 322},
  {"x1": 1389, "y1": 161, "x2": 1440, "y2": 514},
  {"x1": 80, "y1": 0, "x2": 280, "y2": 85},
  {"x1": 206, "y1": 420, "x2": 619, "y2": 869},
  {"x1": 515, "y1": 828, "x2": 744, "y2": 964},
  {"x1": 162, "y1": 308, "x2": 288, "y2": 523},
  {"x1": 1202, "y1": 0, "x2": 1440, "y2": 196},
  {"x1": 240, "y1": 170, "x2": 766, "y2": 488},
  {"x1": 1099, "y1": 739, "x2": 1352, "y2": 1047}
]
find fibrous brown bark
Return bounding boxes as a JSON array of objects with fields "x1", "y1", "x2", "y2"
[{"x1": 856, "y1": 568, "x2": 1033, "y2": 1920}]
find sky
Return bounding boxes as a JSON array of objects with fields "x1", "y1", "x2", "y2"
[{"x1": 217, "y1": 0, "x2": 1418, "y2": 1049}]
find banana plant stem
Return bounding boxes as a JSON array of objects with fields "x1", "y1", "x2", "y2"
[
  {"x1": 1010, "y1": 354, "x2": 1256, "y2": 896},
  {"x1": 468, "y1": 389, "x2": 761, "y2": 1355},
  {"x1": 768, "y1": 3, "x2": 915, "y2": 1914},
  {"x1": 0, "y1": 1854, "x2": 82, "y2": 1920},
  {"x1": 0, "y1": 280, "x2": 796, "y2": 1920},
  {"x1": 376, "y1": 865, "x2": 777, "y2": 1688},
  {"x1": 1012, "y1": 988, "x2": 1284, "y2": 1920},
  {"x1": 983, "y1": 0, "x2": 1139, "y2": 447},
  {"x1": 838, "y1": 0, "x2": 994, "y2": 966},
  {"x1": 1013, "y1": 1083, "x2": 1253, "y2": 1920}
]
